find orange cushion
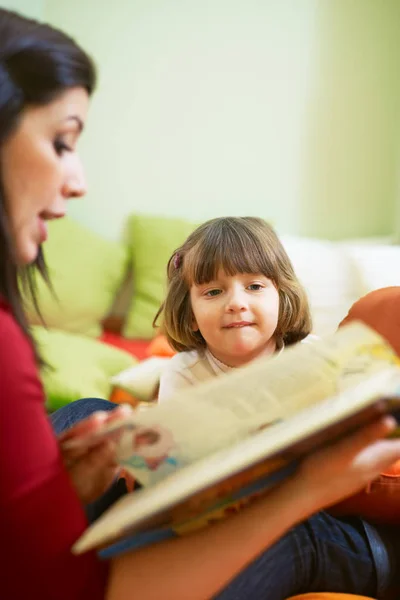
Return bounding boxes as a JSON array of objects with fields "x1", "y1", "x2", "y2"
[
  {"x1": 100, "y1": 332, "x2": 151, "y2": 361},
  {"x1": 329, "y1": 459, "x2": 400, "y2": 524},
  {"x1": 339, "y1": 287, "x2": 400, "y2": 356},
  {"x1": 331, "y1": 287, "x2": 400, "y2": 524},
  {"x1": 109, "y1": 385, "x2": 142, "y2": 408},
  {"x1": 287, "y1": 595, "x2": 375, "y2": 600},
  {"x1": 147, "y1": 334, "x2": 176, "y2": 358}
]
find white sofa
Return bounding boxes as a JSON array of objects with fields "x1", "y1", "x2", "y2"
[{"x1": 279, "y1": 235, "x2": 400, "y2": 336}]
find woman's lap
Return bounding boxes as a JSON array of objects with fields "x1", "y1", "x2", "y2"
[
  {"x1": 50, "y1": 397, "x2": 117, "y2": 434},
  {"x1": 50, "y1": 398, "x2": 398, "y2": 600}
]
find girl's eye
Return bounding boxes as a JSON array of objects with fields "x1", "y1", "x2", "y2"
[
  {"x1": 205, "y1": 289, "x2": 221, "y2": 297},
  {"x1": 54, "y1": 137, "x2": 73, "y2": 156},
  {"x1": 248, "y1": 283, "x2": 264, "y2": 291}
]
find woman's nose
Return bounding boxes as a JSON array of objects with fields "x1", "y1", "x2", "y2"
[{"x1": 62, "y1": 158, "x2": 87, "y2": 198}]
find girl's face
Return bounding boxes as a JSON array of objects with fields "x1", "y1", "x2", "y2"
[
  {"x1": 190, "y1": 269, "x2": 280, "y2": 367},
  {"x1": 1, "y1": 87, "x2": 89, "y2": 264}
]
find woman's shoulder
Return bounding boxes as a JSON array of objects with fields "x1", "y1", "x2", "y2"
[
  {"x1": 0, "y1": 298, "x2": 40, "y2": 392},
  {"x1": 0, "y1": 296, "x2": 12, "y2": 320},
  {"x1": 0, "y1": 298, "x2": 33, "y2": 354},
  {"x1": 0, "y1": 297, "x2": 23, "y2": 341}
]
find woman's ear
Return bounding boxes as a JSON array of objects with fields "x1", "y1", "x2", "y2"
[{"x1": 192, "y1": 317, "x2": 199, "y2": 332}]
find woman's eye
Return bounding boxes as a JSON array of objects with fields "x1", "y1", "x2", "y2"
[
  {"x1": 54, "y1": 137, "x2": 72, "y2": 155},
  {"x1": 248, "y1": 283, "x2": 263, "y2": 291},
  {"x1": 205, "y1": 289, "x2": 221, "y2": 297}
]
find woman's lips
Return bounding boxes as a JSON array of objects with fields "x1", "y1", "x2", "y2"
[{"x1": 38, "y1": 217, "x2": 48, "y2": 243}]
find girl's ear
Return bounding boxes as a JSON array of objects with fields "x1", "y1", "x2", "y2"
[{"x1": 192, "y1": 317, "x2": 199, "y2": 332}]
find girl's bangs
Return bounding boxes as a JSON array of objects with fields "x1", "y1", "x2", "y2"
[{"x1": 182, "y1": 228, "x2": 274, "y2": 285}]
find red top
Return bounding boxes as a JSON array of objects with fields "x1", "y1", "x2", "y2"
[{"x1": 0, "y1": 299, "x2": 108, "y2": 599}]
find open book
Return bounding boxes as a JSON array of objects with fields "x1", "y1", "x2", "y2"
[{"x1": 68, "y1": 322, "x2": 400, "y2": 556}]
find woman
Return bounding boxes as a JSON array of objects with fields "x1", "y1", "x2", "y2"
[{"x1": 1, "y1": 8, "x2": 400, "y2": 600}]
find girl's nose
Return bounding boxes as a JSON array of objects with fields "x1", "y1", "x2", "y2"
[{"x1": 225, "y1": 289, "x2": 247, "y2": 313}]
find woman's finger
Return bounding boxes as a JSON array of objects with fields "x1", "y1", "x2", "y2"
[
  {"x1": 59, "y1": 404, "x2": 134, "y2": 462},
  {"x1": 297, "y1": 416, "x2": 400, "y2": 508},
  {"x1": 351, "y1": 436, "x2": 400, "y2": 475},
  {"x1": 307, "y1": 416, "x2": 397, "y2": 472},
  {"x1": 104, "y1": 404, "x2": 134, "y2": 424},
  {"x1": 58, "y1": 411, "x2": 110, "y2": 443},
  {"x1": 59, "y1": 404, "x2": 133, "y2": 442},
  {"x1": 335, "y1": 415, "x2": 397, "y2": 455},
  {"x1": 67, "y1": 439, "x2": 121, "y2": 504}
]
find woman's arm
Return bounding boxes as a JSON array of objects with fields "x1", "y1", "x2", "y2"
[
  {"x1": 0, "y1": 306, "x2": 108, "y2": 600},
  {"x1": 108, "y1": 472, "x2": 313, "y2": 600},
  {"x1": 107, "y1": 416, "x2": 400, "y2": 600}
]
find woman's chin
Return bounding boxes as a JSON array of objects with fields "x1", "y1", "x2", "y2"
[{"x1": 17, "y1": 241, "x2": 39, "y2": 265}]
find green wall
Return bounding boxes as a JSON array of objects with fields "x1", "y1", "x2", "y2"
[
  {"x1": 3, "y1": 1, "x2": 400, "y2": 241},
  {"x1": 45, "y1": 0, "x2": 319, "y2": 240},
  {"x1": 298, "y1": 0, "x2": 400, "y2": 239},
  {"x1": 0, "y1": 0, "x2": 43, "y2": 19}
]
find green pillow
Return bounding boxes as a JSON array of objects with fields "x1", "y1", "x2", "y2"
[
  {"x1": 123, "y1": 214, "x2": 195, "y2": 339},
  {"x1": 25, "y1": 217, "x2": 129, "y2": 337},
  {"x1": 33, "y1": 326, "x2": 136, "y2": 411}
]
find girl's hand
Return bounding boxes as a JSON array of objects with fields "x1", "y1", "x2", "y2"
[
  {"x1": 58, "y1": 404, "x2": 133, "y2": 505},
  {"x1": 294, "y1": 416, "x2": 400, "y2": 511}
]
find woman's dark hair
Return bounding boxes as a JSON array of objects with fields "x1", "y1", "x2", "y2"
[{"x1": 0, "y1": 9, "x2": 96, "y2": 363}]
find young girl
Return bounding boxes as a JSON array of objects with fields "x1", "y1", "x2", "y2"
[{"x1": 156, "y1": 216, "x2": 313, "y2": 402}]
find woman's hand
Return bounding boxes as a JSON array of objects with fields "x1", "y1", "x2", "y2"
[
  {"x1": 293, "y1": 415, "x2": 400, "y2": 512},
  {"x1": 106, "y1": 416, "x2": 400, "y2": 600},
  {"x1": 58, "y1": 404, "x2": 133, "y2": 505}
]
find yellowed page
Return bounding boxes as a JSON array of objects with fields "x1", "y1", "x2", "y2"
[
  {"x1": 74, "y1": 365, "x2": 400, "y2": 553},
  {"x1": 105, "y1": 322, "x2": 399, "y2": 487}
]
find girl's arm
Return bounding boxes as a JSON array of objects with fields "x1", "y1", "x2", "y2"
[{"x1": 107, "y1": 416, "x2": 400, "y2": 600}]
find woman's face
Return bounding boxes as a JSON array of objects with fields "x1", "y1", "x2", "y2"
[{"x1": 0, "y1": 87, "x2": 89, "y2": 264}]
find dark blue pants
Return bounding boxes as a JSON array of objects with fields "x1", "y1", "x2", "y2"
[{"x1": 52, "y1": 398, "x2": 399, "y2": 600}]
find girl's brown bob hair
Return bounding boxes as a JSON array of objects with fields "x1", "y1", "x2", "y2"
[{"x1": 154, "y1": 217, "x2": 312, "y2": 352}]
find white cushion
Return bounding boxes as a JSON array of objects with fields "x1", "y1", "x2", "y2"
[
  {"x1": 111, "y1": 357, "x2": 171, "y2": 402},
  {"x1": 280, "y1": 235, "x2": 360, "y2": 336},
  {"x1": 344, "y1": 244, "x2": 400, "y2": 294}
]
